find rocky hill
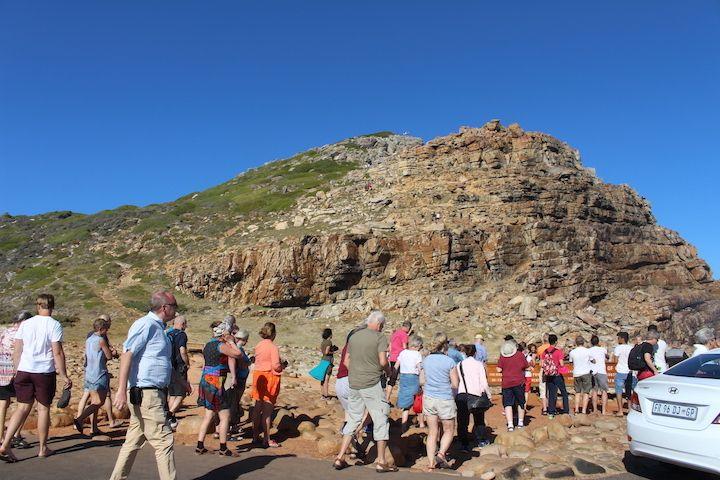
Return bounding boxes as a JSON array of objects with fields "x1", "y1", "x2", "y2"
[{"x1": 1, "y1": 122, "x2": 718, "y2": 351}]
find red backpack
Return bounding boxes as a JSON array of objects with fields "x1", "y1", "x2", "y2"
[{"x1": 541, "y1": 347, "x2": 559, "y2": 376}]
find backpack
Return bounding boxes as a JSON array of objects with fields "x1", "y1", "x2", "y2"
[
  {"x1": 167, "y1": 329, "x2": 186, "y2": 371},
  {"x1": 628, "y1": 344, "x2": 646, "y2": 371},
  {"x1": 541, "y1": 347, "x2": 559, "y2": 376}
]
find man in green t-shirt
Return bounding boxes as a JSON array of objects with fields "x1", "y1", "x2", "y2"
[{"x1": 333, "y1": 311, "x2": 396, "y2": 473}]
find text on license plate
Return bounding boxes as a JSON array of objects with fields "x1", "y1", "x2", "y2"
[{"x1": 651, "y1": 402, "x2": 698, "y2": 420}]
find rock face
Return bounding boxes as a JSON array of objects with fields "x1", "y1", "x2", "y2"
[{"x1": 176, "y1": 121, "x2": 715, "y2": 344}]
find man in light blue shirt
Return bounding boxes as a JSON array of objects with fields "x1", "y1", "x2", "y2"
[
  {"x1": 474, "y1": 334, "x2": 488, "y2": 362},
  {"x1": 111, "y1": 291, "x2": 177, "y2": 480}
]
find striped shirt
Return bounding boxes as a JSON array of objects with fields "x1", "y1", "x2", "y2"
[{"x1": 123, "y1": 311, "x2": 172, "y2": 388}]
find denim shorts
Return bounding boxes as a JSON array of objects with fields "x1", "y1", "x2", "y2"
[{"x1": 614, "y1": 372, "x2": 637, "y2": 395}]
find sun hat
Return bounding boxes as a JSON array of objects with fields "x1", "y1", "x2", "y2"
[{"x1": 500, "y1": 340, "x2": 518, "y2": 357}]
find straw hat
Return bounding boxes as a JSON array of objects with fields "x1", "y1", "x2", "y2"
[{"x1": 500, "y1": 340, "x2": 518, "y2": 357}]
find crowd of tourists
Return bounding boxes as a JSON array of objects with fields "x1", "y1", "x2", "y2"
[{"x1": 0, "y1": 290, "x2": 717, "y2": 476}]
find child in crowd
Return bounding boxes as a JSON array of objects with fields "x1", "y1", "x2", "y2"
[{"x1": 524, "y1": 343, "x2": 536, "y2": 410}]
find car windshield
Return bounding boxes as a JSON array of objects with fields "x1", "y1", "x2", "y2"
[{"x1": 664, "y1": 353, "x2": 720, "y2": 379}]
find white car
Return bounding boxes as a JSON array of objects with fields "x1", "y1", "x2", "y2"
[{"x1": 628, "y1": 348, "x2": 720, "y2": 475}]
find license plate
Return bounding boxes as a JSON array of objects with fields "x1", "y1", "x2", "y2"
[{"x1": 651, "y1": 401, "x2": 698, "y2": 421}]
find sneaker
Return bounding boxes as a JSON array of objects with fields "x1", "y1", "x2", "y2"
[
  {"x1": 507, "y1": 426, "x2": 514, "y2": 432},
  {"x1": 169, "y1": 416, "x2": 178, "y2": 430},
  {"x1": 517, "y1": 424, "x2": 525, "y2": 429}
]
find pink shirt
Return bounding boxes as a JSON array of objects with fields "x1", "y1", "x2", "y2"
[
  {"x1": 253, "y1": 339, "x2": 282, "y2": 375},
  {"x1": 389, "y1": 329, "x2": 409, "y2": 362},
  {"x1": 456, "y1": 357, "x2": 491, "y2": 397}
]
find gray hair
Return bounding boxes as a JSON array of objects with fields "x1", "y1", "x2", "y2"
[
  {"x1": 696, "y1": 327, "x2": 716, "y2": 344},
  {"x1": 99, "y1": 314, "x2": 112, "y2": 322},
  {"x1": 235, "y1": 328, "x2": 250, "y2": 340},
  {"x1": 224, "y1": 315, "x2": 236, "y2": 326},
  {"x1": 13, "y1": 310, "x2": 33, "y2": 323},
  {"x1": 364, "y1": 310, "x2": 386, "y2": 327},
  {"x1": 646, "y1": 330, "x2": 660, "y2": 341},
  {"x1": 408, "y1": 334, "x2": 423, "y2": 349}
]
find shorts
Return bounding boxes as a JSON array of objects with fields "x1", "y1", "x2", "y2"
[
  {"x1": 252, "y1": 370, "x2": 281, "y2": 404},
  {"x1": 614, "y1": 372, "x2": 637, "y2": 395},
  {"x1": 168, "y1": 368, "x2": 188, "y2": 397},
  {"x1": 539, "y1": 377, "x2": 547, "y2": 399},
  {"x1": 501, "y1": 384, "x2": 526, "y2": 408},
  {"x1": 13, "y1": 371, "x2": 56, "y2": 407},
  {"x1": 423, "y1": 395, "x2": 457, "y2": 420},
  {"x1": 0, "y1": 382, "x2": 15, "y2": 400},
  {"x1": 342, "y1": 382, "x2": 390, "y2": 441},
  {"x1": 84, "y1": 374, "x2": 109, "y2": 393},
  {"x1": 524, "y1": 377, "x2": 532, "y2": 393},
  {"x1": 335, "y1": 376, "x2": 350, "y2": 411},
  {"x1": 592, "y1": 373, "x2": 608, "y2": 392},
  {"x1": 574, "y1": 374, "x2": 592, "y2": 394}
]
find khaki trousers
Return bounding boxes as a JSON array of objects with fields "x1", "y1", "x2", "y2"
[{"x1": 109, "y1": 389, "x2": 176, "y2": 480}]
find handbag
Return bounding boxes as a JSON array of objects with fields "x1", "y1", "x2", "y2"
[
  {"x1": 458, "y1": 361, "x2": 492, "y2": 410},
  {"x1": 412, "y1": 392, "x2": 423, "y2": 414},
  {"x1": 309, "y1": 359, "x2": 331, "y2": 381}
]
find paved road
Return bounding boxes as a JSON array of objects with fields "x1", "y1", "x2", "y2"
[{"x1": 1, "y1": 433, "x2": 715, "y2": 480}]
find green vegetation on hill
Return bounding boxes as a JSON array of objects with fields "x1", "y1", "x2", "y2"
[{"x1": 0, "y1": 143, "x2": 362, "y2": 338}]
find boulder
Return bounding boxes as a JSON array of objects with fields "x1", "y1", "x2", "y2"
[
  {"x1": 301, "y1": 430, "x2": 322, "y2": 440},
  {"x1": 546, "y1": 422, "x2": 569, "y2": 441},
  {"x1": 572, "y1": 458, "x2": 606, "y2": 475},
  {"x1": 317, "y1": 437, "x2": 340, "y2": 456},
  {"x1": 176, "y1": 415, "x2": 213, "y2": 435},
  {"x1": 297, "y1": 420, "x2": 316, "y2": 433},
  {"x1": 51, "y1": 413, "x2": 74, "y2": 428}
]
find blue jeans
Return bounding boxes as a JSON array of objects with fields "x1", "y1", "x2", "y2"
[
  {"x1": 546, "y1": 375, "x2": 569, "y2": 415},
  {"x1": 614, "y1": 372, "x2": 637, "y2": 397}
]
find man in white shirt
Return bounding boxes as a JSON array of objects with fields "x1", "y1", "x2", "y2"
[
  {"x1": 0, "y1": 294, "x2": 71, "y2": 462},
  {"x1": 648, "y1": 325, "x2": 668, "y2": 372},
  {"x1": 588, "y1": 335, "x2": 609, "y2": 415},
  {"x1": 610, "y1": 332, "x2": 634, "y2": 416},
  {"x1": 569, "y1": 336, "x2": 592, "y2": 414},
  {"x1": 692, "y1": 328, "x2": 717, "y2": 357}
]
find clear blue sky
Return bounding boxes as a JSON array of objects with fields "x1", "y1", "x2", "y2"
[{"x1": 1, "y1": 1, "x2": 719, "y2": 275}]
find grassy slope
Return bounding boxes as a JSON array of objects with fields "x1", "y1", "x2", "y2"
[{"x1": 0, "y1": 146, "x2": 362, "y2": 340}]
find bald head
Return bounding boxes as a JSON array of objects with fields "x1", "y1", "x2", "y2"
[{"x1": 150, "y1": 290, "x2": 177, "y2": 322}]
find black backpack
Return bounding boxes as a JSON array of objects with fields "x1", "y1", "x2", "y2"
[
  {"x1": 628, "y1": 344, "x2": 646, "y2": 371},
  {"x1": 167, "y1": 329, "x2": 186, "y2": 370}
]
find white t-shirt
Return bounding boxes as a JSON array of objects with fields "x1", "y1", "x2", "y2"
[
  {"x1": 588, "y1": 346, "x2": 608, "y2": 375},
  {"x1": 397, "y1": 349, "x2": 423, "y2": 375},
  {"x1": 654, "y1": 339, "x2": 668, "y2": 372},
  {"x1": 14, "y1": 315, "x2": 63, "y2": 373},
  {"x1": 569, "y1": 346, "x2": 592, "y2": 376},
  {"x1": 614, "y1": 344, "x2": 633, "y2": 374},
  {"x1": 524, "y1": 353, "x2": 534, "y2": 378},
  {"x1": 692, "y1": 344, "x2": 709, "y2": 357}
]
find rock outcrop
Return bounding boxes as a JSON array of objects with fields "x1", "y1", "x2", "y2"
[{"x1": 176, "y1": 121, "x2": 716, "y2": 344}]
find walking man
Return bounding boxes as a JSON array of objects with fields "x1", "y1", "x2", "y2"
[
  {"x1": 166, "y1": 315, "x2": 190, "y2": 430},
  {"x1": 0, "y1": 294, "x2": 72, "y2": 462},
  {"x1": 333, "y1": 311, "x2": 397, "y2": 473},
  {"x1": 110, "y1": 291, "x2": 177, "y2": 480}
]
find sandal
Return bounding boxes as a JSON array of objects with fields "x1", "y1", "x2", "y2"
[
  {"x1": 333, "y1": 458, "x2": 350, "y2": 470},
  {"x1": 218, "y1": 448, "x2": 239, "y2": 457},
  {"x1": 228, "y1": 433, "x2": 244, "y2": 441},
  {"x1": 38, "y1": 448, "x2": 55, "y2": 458},
  {"x1": 264, "y1": 440, "x2": 281, "y2": 448},
  {"x1": 0, "y1": 450, "x2": 18, "y2": 463},
  {"x1": 73, "y1": 418, "x2": 84, "y2": 434},
  {"x1": 11, "y1": 437, "x2": 31, "y2": 449},
  {"x1": 375, "y1": 462, "x2": 398, "y2": 473},
  {"x1": 195, "y1": 447, "x2": 208, "y2": 455},
  {"x1": 434, "y1": 453, "x2": 451, "y2": 470}
]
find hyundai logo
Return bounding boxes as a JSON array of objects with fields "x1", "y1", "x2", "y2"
[{"x1": 668, "y1": 387, "x2": 679, "y2": 394}]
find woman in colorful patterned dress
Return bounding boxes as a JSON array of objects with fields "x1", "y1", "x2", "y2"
[
  {"x1": 0, "y1": 311, "x2": 33, "y2": 451},
  {"x1": 196, "y1": 320, "x2": 249, "y2": 456}
]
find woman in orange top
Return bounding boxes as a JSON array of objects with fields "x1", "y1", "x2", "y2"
[{"x1": 251, "y1": 322, "x2": 286, "y2": 448}]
